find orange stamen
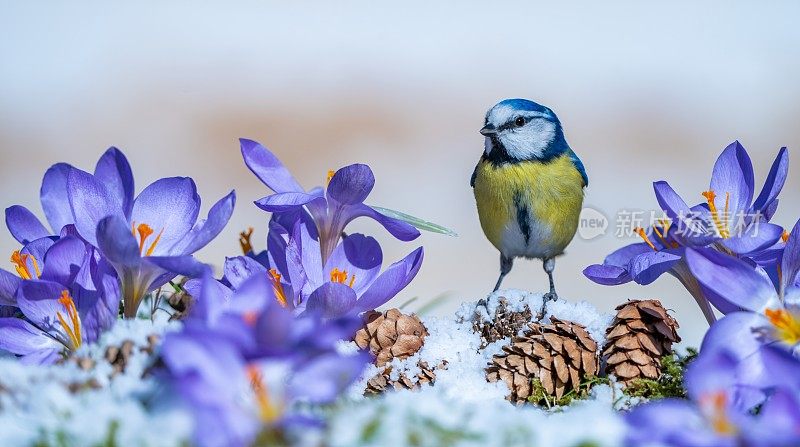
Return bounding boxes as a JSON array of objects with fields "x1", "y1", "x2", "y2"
[
  {"x1": 10, "y1": 250, "x2": 40, "y2": 280},
  {"x1": 239, "y1": 227, "x2": 254, "y2": 254},
  {"x1": 246, "y1": 365, "x2": 281, "y2": 423},
  {"x1": 136, "y1": 223, "x2": 154, "y2": 253},
  {"x1": 700, "y1": 392, "x2": 737, "y2": 435},
  {"x1": 326, "y1": 170, "x2": 336, "y2": 186},
  {"x1": 268, "y1": 269, "x2": 288, "y2": 307},
  {"x1": 330, "y1": 268, "x2": 356, "y2": 288},
  {"x1": 783, "y1": 231, "x2": 791, "y2": 244},
  {"x1": 56, "y1": 290, "x2": 82, "y2": 349},
  {"x1": 634, "y1": 227, "x2": 657, "y2": 251},
  {"x1": 132, "y1": 222, "x2": 164, "y2": 256},
  {"x1": 702, "y1": 190, "x2": 730, "y2": 238},
  {"x1": 652, "y1": 225, "x2": 670, "y2": 248},
  {"x1": 765, "y1": 308, "x2": 800, "y2": 345}
]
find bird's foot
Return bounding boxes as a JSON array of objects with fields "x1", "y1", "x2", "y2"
[{"x1": 536, "y1": 292, "x2": 558, "y2": 321}]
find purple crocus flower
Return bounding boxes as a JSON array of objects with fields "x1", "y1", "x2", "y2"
[
  {"x1": 625, "y1": 348, "x2": 800, "y2": 447},
  {"x1": 689, "y1": 218, "x2": 800, "y2": 342},
  {"x1": 162, "y1": 271, "x2": 369, "y2": 447},
  {"x1": 585, "y1": 142, "x2": 788, "y2": 324},
  {"x1": 0, "y1": 236, "x2": 119, "y2": 364},
  {"x1": 283, "y1": 222, "x2": 423, "y2": 318},
  {"x1": 66, "y1": 148, "x2": 235, "y2": 318},
  {"x1": 684, "y1": 219, "x2": 800, "y2": 392},
  {"x1": 240, "y1": 139, "x2": 420, "y2": 264},
  {"x1": 652, "y1": 141, "x2": 786, "y2": 254},
  {"x1": 3, "y1": 148, "x2": 126, "y2": 244}
]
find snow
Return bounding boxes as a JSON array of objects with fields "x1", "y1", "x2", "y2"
[
  {"x1": 333, "y1": 290, "x2": 625, "y2": 446},
  {"x1": 0, "y1": 313, "x2": 191, "y2": 447}
]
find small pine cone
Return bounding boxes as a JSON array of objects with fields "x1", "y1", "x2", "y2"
[
  {"x1": 354, "y1": 308, "x2": 428, "y2": 367},
  {"x1": 365, "y1": 360, "x2": 446, "y2": 394},
  {"x1": 472, "y1": 297, "x2": 534, "y2": 348},
  {"x1": 602, "y1": 299, "x2": 681, "y2": 386},
  {"x1": 167, "y1": 290, "x2": 193, "y2": 321},
  {"x1": 487, "y1": 317, "x2": 599, "y2": 403}
]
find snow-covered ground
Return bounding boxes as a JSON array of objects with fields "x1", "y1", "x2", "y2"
[
  {"x1": 0, "y1": 291, "x2": 629, "y2": 447},
  {"x1": 330, "y1": 290, "x2": 626, "y2": 447}
]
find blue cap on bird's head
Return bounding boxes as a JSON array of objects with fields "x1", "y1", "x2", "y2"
[{"x1": 480, "y1": 98, "x2": 567, "y2": 162}]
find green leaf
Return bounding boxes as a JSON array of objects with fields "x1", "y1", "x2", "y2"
[{"x1": 371, "y1": 206, "x2": 458, "y2": 237}]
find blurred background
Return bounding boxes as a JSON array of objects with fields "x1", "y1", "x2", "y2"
[{"x1": 2, "y1": 1, "x2": 799, "y2": 347}]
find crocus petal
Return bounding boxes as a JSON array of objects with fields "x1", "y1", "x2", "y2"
[
  {"x1": 39, "y1": 236, "x2": 87, "y2": 286},
  {"x1": 700, "y1": 311, "x2": 771, "y2": 406},
  {"x1": 185, "y1": 273, "x2": 232, "y2": 326},
  {"x1": 605, "y1": 243, "x2": 654, "y2": 267},
  {"x1": 39, "y1": 163, "x2": 74, "y2": 233},
  {"x1": 305, "y1": 282, "x2": 358, "y2": 319},
  {"x1": 324, "y1": 233, "x2": 383, "y2": 294},
  {"x1": 763, "y1": 199, "x2": 779, "y2": 222},
  {"x1": 20, "y1": 347, "x2": 63, "y2": 365},
  {"x1": 17, "y1": 279, "x2": 70, "y2": 329},
  {"x1": 240, "y1": 138, "x2": 303, "y2": 193},
  {"x1": 710, "y1": 141, "x2": 755, "y2": 217},
  {"x1": 782, "y1": 218, "x2": 800, "y2": 296},
  {"x1": 624, "y1": 400, "x2": 716, "y2": 447},
  {"x1": 97, "y1": 215, "x2": 141, "y2": 267},
  {"x1": 0, "y1": 269, "x2": 20, "y2": 306},
  {"x1": 147, "y1": 255, "x2": 209, "y2": 280},
  {"x1": 86, "y1": 258, "x2": 121, "y2": 339},
  {"x1": 755, "y1": 346, "x2": 800, "y2": 397},
  {"x1": 686, "y1": 248, "x2": 777, "y2": 313},
  {"x1": 223, "y1": 256, "x2": 267, "y2": 290},
  {"x1": 720, "y1": 222, "x2": 783, "y2": 255},
  {"x1": 339, "y1": 204, "x2": 421, "y2": 242},
  {"x1": 289, "y1": 352, "x2": 370, "y2": 403},
  {"x1": 0, "y1": 318, "x2": 60, "y2": 357},
  {"x1": 685, "y1": 349, "x2": 739, "y2": 402},
  {"x1": 5, "y1": 205, "x2": 49, "y2": 244},
  {"x1": 131, "y1": 177, "x2": 200, "y2": 254},
  {"x1": 752, "y1": 147, "x2": 788, "y2": 215},
  {"x1": 629, "y1": 250, "x2": 682, "y2": 285},
  {"x1": 253, "y1": 302, "x2": 293, "y2": 355},
  {"x1": 254, "y1": 191, "x2": 324, "y2": 213},
  {"x1": 67, "y1": 167, "x2": 123, "y2": 247},
  {"x1": 171, "y1": 190, "x2": 236, "y2": 255},
  {"x1": 583, "y1": 264, "x2": 630, "y2": 285},
  {"x1": 751, "y1": 388, "x2": 800, "y2": 446},
  {"x1": 355, "y1": 247, "x2": 424, "y2": 313},
  {"x1": 653, "y1": 181, "x2": 717, "y2": 247},
  {"x1": 227, "y1": 273, "x2": 271, "y2": 316},
  {"x1": 701, "y1": 312, "x2": 766, "y2": 362},
  {"x1": 93, "y1": 147, "x2": 135, "y2": 217},
  {"x1": 327, "y1": 164, "x2": 375, "y2": 205}
]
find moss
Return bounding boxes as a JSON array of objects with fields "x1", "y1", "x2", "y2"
[
  {"x1": 624, "y1": 348, "x2": 697, "y2": 399},
  {"x1": 527, "y1": 375, "x2": 610, "y2": 408}
]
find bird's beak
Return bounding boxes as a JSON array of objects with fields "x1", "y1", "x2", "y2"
[{"x1": 479, "y1": 124, "x2": 497, "y2": 136}]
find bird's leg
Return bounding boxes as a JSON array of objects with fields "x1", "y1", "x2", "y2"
[
  {"x1": 493, "y1": 255, "x2": 514, "y2": 292},
  {"x1": 478, "y1": 255, "x2": 514, "y2": 310},
  {"x1": 538, "y1": 257, "x2": 558, "y2": 320}
]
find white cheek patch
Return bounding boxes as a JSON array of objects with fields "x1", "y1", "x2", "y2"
[{"x1": 499, "y1": 119, "x2": 556, "y2": 159}]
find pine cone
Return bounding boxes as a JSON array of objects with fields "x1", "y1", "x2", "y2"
[
  {"x1": 365, "y1": 360, "x2": 446, "y2": 394},
  {"x1": 354, "y1": 308, "x2": 427, "y2": 367},
  {"x1": 602, "y1": 299, "x2": 681, "y2": 386},
  {"x1": 472, "y1": 297, "x2": 534, "y2": 348},
  {"x1": 487, "y1": 317, "x2": 599, "y2": 403}
]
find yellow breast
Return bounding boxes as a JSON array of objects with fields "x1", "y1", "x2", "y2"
[{"x1": 472, "y1": 154, "x2": 585, "y2": 258}]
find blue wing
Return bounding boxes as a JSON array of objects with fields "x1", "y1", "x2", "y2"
[{"x1": 567, "y1": 149, "x2": 588, "y2": 187}]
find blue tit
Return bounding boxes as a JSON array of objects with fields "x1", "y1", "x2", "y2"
[{"x1": 471, "y1": 98, "x2": 587, "y2": 315}]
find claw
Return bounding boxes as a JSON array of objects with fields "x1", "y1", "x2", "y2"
[{"x1": 537, "y1": 292, "x2": 558, "y2": 320}]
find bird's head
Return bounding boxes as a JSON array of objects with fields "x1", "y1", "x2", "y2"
[{"x1": 480, "y1": 99, "x2": 566, "y2": 161}]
